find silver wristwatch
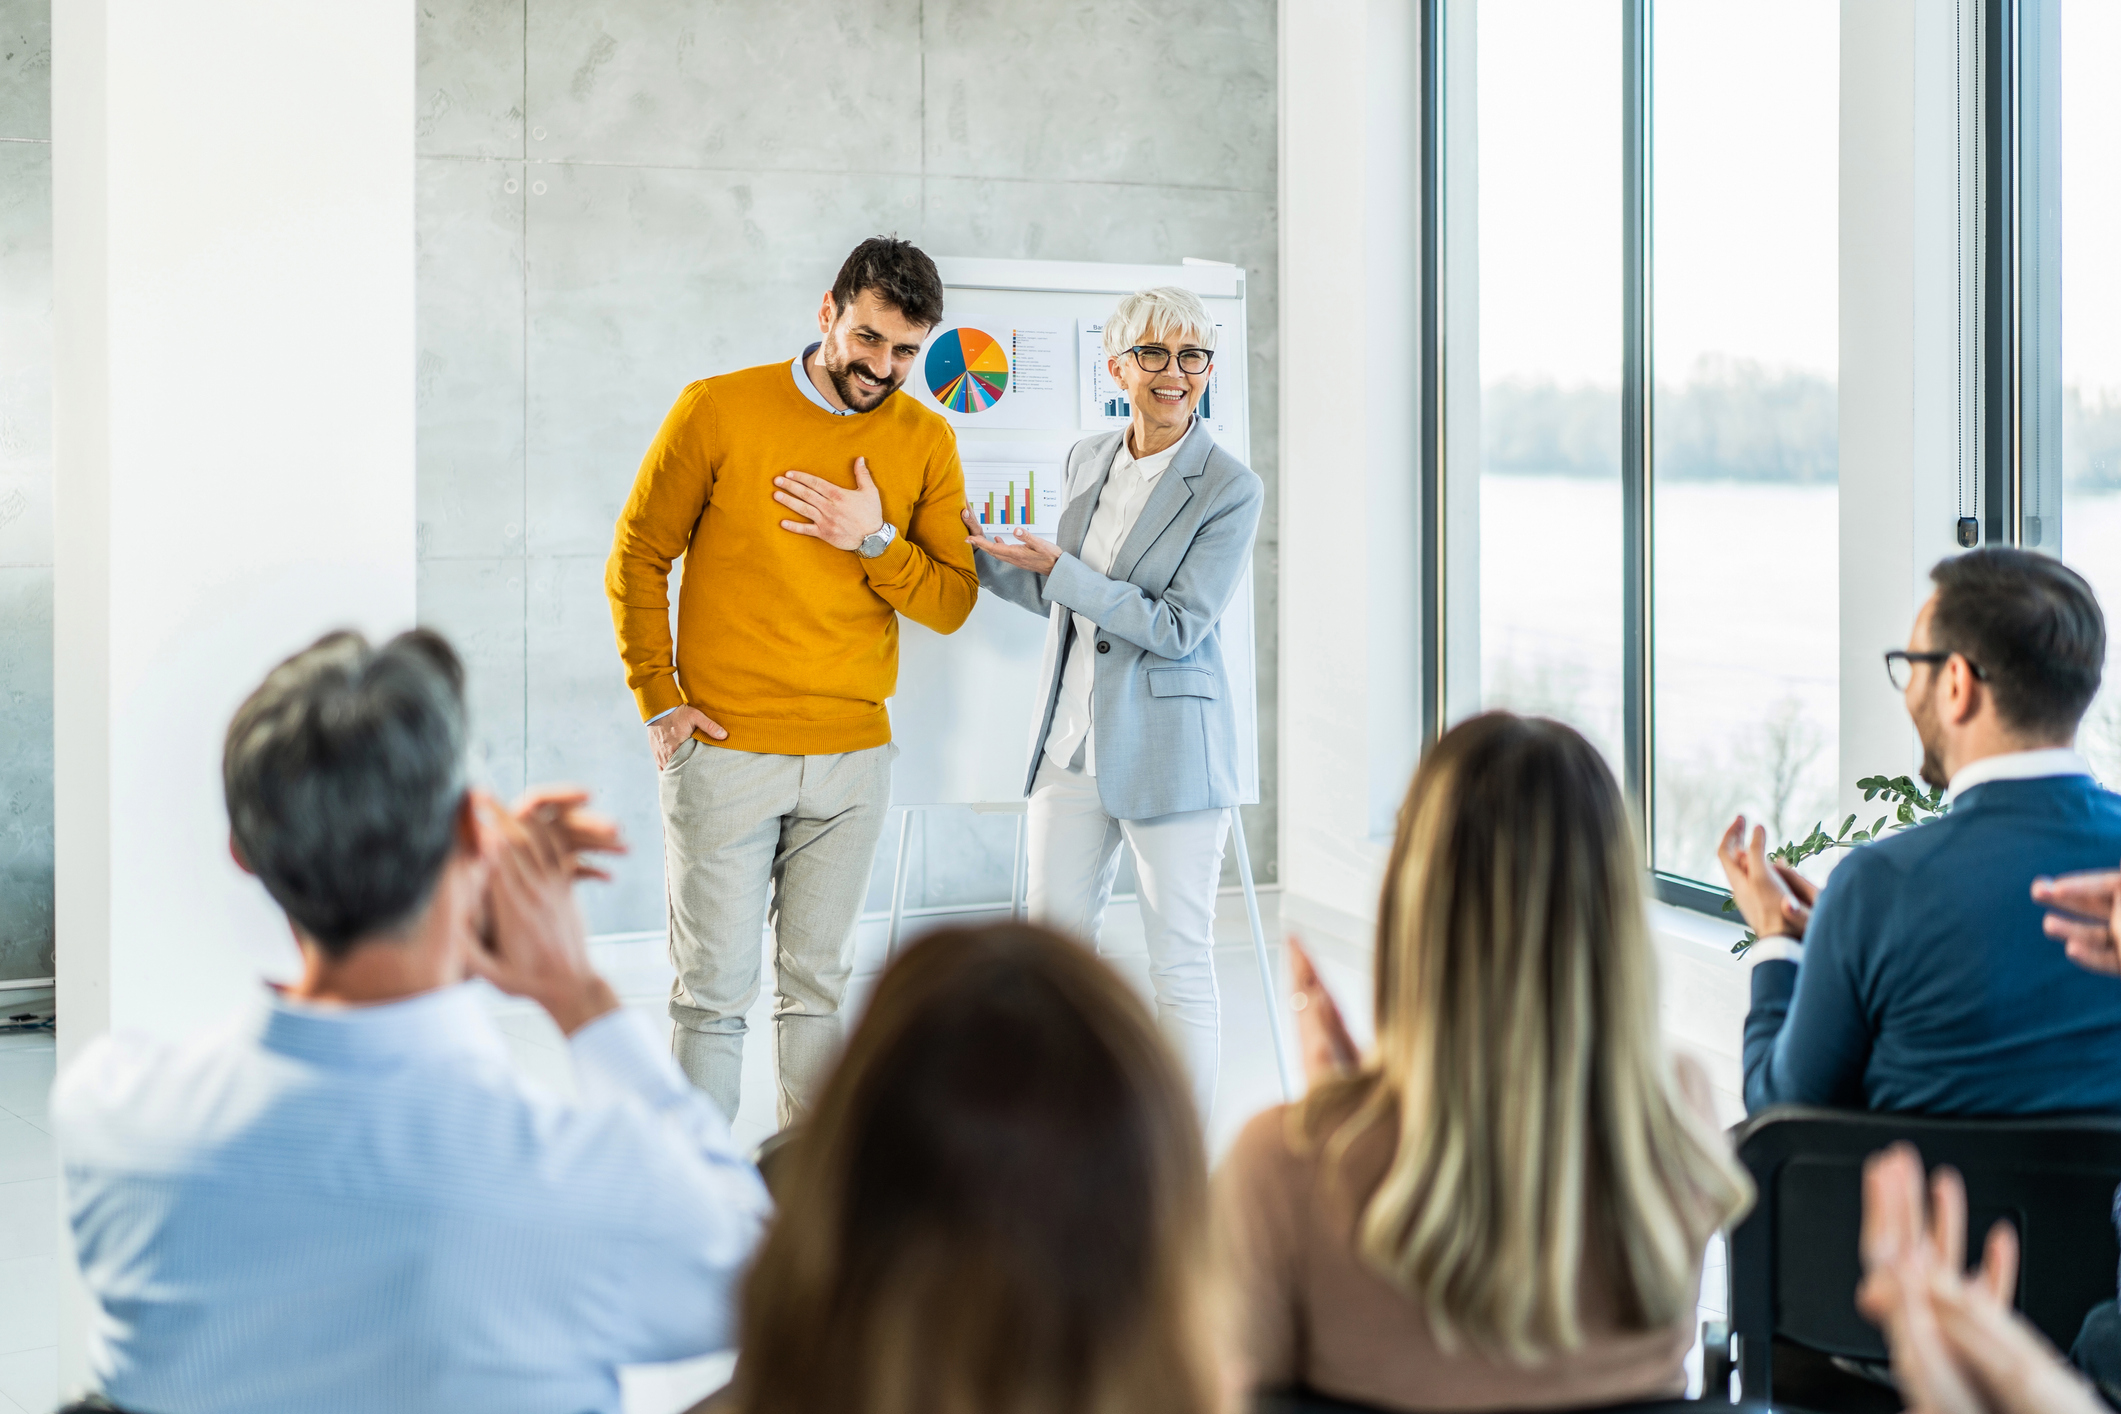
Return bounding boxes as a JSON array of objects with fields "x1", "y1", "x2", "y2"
[{"x1": 857, "y1": 522, "x2": 898, "y2": 559}]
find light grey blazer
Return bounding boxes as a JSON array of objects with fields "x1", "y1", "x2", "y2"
[{"x1": 977, "y1": 428, "x2": 1264, "y2": 820}]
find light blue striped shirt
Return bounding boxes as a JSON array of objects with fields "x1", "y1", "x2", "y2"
[{"x1": 55, "y1": 983, "x2": 770, "y2": 1414}]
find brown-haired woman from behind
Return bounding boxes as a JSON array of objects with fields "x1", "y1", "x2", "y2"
[
  {"x1": 718, "y1": 921, "x2": 1225, "y2": 1414},
  {"x1": 1214, "y1": 711, "x2": 1754, "y2": 1410}
]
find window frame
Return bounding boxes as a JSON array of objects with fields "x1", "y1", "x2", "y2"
[{"x1": 1417, "y1": 0, "x2": 2044, "y2": 919}]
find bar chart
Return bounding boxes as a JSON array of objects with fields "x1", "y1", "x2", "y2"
[{"x1": 964, "y1": 462, "x2": 1064, "y2": 541}]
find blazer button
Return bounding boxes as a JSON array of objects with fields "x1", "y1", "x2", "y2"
[{"x1": 1096, "y1": 640, "x2": 1110, "y2": 654}]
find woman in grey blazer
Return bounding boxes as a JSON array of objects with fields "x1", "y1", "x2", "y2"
[{"x1": 962, "y1": 286, "x2": 1264, "y2": 1120}]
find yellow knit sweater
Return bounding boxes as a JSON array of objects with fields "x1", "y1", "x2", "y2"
[{"x1": 605, "y1": 360, "x2": 977, "y2": 755}]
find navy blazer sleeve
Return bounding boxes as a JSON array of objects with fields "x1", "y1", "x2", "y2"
[{"x1": 1742, "y1": 849, "x2": 1883, "y2": 1112}]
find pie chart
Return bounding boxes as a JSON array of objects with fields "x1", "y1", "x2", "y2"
[{"x1": 925, "y1": 327, "x2": 1010, "y2": 413}]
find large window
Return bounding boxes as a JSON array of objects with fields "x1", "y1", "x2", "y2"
[
  {"x1": 1649, "y1": 1, "x2": 1840, "y2": 883},
  {"x1": 2060, "y1": 0, "x2": 2121, "y2": 779},
  {"x1": 1476, "y1": 0, "x2": 1625, "y2": 764},
  {"x1": 1451, "y1": 0, "x2": 1841, "y2": 893}
]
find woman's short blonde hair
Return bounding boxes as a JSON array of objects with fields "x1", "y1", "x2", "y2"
[{"x1": 1102, "y1": 286, "x2": 1218, "y2": 362}]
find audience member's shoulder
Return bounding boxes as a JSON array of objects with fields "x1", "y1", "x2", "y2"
[
  {"x1": 1223, "y1": 1102, "x2": 1301, "y2": 1177},
  {"x1": 1221, "y1": 1080, "x2": 1376, "y2": 1190},
  {"x1": 51, "y1": 1023, "x2": 245, "y2": 1152},
  {"x1": 1833, "y1": 811, "x2": 1955, "y2": 882}
]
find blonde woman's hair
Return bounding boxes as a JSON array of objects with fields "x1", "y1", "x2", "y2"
[
  {"x1": 731, "y1": 923, "x2": 1223, "y2": 1414},
  {"x1": 1102, "y1": 285, "x2": 1218, "y2": 361},
  {"x1": 1308, "y1": 712, "x2": 1752, "y2": 1364}
]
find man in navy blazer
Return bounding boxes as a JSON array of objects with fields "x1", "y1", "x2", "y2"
[{"x1": 1720, "y1": 547, "x2": 2121, "y2": 1116}]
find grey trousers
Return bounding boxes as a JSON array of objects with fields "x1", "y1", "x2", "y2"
[{"x1": 657, "y1": 737, "x2": 894, "y2": 1127}]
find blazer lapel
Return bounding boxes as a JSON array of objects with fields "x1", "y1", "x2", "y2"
[
  {"x1": 1110, "y1": 426, "x2": 1210, "y2": 583},
  {"x1": 1059, "y1": 433, "x2": 1124, "y2": 558}
]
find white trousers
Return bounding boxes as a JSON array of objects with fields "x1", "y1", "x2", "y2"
[{"x1": 1027, "y1": 754, "x2": 1229, "y2": 1120}]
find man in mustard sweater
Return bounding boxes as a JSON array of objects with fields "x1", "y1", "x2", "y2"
[{"x1": 606, "y1": 237, "x2": 976, "y2": 1124}]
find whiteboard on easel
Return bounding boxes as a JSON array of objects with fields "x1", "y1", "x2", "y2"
[{"x1": 886, "y1": 257, "x2": 1258, "y2": 810}]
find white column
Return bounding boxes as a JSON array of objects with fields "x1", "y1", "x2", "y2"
[
  {"x1": 1279, "y1": 0, "x2": 1426, "y2": 951},
  {"x1": 1837, "y1": 0, "x2": 1971, "y2": 811},
  {"x1": 52, "y1": 0, "x2": 415, "y2": 1382}
]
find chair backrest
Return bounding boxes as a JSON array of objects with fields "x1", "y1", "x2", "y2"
[
  {"x1": 1255, "y1": 1392, "x2": 1761, "y2": 1413},
  {"x1": 1728, "y1": 1106, "x2": 2121, "y2": 1399},
  {"x1": 753, "y1": 1124, "x2": 802, "y2": 1201}
]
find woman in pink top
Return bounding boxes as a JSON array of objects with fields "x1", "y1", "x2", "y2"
[{"x1": 1214, "y1": 711, "x2": 1754, "y2": 1410}]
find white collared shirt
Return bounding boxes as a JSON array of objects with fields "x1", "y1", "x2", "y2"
[
  {"x1": 1747, "y1": 746, "x2": 2097, "y2": 970},
  {"x1": 55, "y1": 983, "x2": 770, "y2": 1414},
  {"x1": 1043, "y1": 424, "x2": 1193, "y2": 775},
  {"x1": 1945, "y1": 745, "x2": 2094, "y2": 800}
]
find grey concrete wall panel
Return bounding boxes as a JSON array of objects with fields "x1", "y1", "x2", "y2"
[
  {"x1": 0, "y1": 0, "x2": 50, "y2": 142},
  {"x1": 0, "y1": 0, "x2": 50, "y2": 983},
  {"x1": 417, "y1": 0, "x2": 526, "y2": 159},
  {"x1": 419, "y1": 157, "x2": 526, "y2": 560},
  {"x1": 527, "y1": 0, "x2": 923, "y2": 172},
  {"x1": 0, "y1": 567, "x2": 52, "y2": 980},
  {"x1": 921, "y1": 0, "x2": 1274, "y2": 191},
  {"x1": 418, "y1": 556, "x2": 528, "y2": 805},
  {"x1": 525, "y1": 162, "x2": 920, "y2": 558},
  {"x1": 0, "y1": 140, "x2": 50, "y2": 569},
  {"x1": 525, "y1": 552, "x2": 669, "y2": 936}
]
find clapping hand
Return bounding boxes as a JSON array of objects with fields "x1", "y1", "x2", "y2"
[
  {"x1": 2031, "y1": 869, "x2": 2121, "y2": 976},
  {"x1": 466, "y1": 787, "x2": 626, "y2": 1036},
  {"x1": 1287, "y1": 936, "x2": 1359, "y2": 1085},
  {"x1": 1858, "y1": 1143, "x2": 2103, "y2": 1414},
  {"x1": 961, "y1": 504, "x2": 1061, "y2": 574},
  {"x1": 1716, "y1": 816, "x2": 1818, "y2": 940},
  {"x1": 510, "y1": 785, "x2": 625, "y2": 881}
]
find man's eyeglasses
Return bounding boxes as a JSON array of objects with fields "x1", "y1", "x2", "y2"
[
  {"x1": 1884, "y1": 649, "x2": 1989, "y2": 691},
  {"x1": 1127, "y1": 345, "x2": 1213, "y2": 375}
]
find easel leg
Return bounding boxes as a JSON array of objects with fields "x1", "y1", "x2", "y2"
[
  {"x1": 1009, "y1": 812, "x2": 1026, "y2": 921},
  {"x1": 885, "y1": 806, "x2": 915, "y2": 961},
  {"x1": 1231, "y1": 807, "x2": 1296, "y2": 1102}
]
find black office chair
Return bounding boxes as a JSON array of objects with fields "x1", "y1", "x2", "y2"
[
  {"x1": 1257, "y1": 1392, "x2": 1764, "y2": 1413},
  {"x1": 1718, "y1": 1106, "x2": 2121, "y2": 1411},
  {"x1": 752, "y1": 1124, "x2": 803, "y2": 1200}
]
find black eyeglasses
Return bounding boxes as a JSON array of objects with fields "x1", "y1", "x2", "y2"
[
  {"x1": 1884, "y1": 649, "x2": 1989, "y2": 691},
  {"x1": 1127, "y1": 345, "x2": 1213, "y2": 375}
]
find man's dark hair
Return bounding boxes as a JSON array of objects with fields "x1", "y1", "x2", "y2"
[
  {"x1": 1929, "y1": 547, "x2": 2105, "y2": 739},
  {"x1": 223, "y1": 629, "x2": 470, "y2": 956},
  {"x1": 830, "y1": 236, "x2": 945, "y2": 329}
]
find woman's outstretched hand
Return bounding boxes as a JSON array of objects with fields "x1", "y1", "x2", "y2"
[{"x1": 962, "y1": 504, "x2": 1061, "y2": 574}]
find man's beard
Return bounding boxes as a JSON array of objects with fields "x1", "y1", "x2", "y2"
[
  {"x1": 820, "y1": 346, "x2": 900, "y2": 411},
  {"x1": 1913, "y1": 687, "x2": 1949, "y2": 788}
]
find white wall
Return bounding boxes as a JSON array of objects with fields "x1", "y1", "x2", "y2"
[
  {"x1": 1278, "y1": 0, "x2": 1423, "y2": 954},
  {"x1": 52, "y1": 0, "x2": 417, "y2": 1063},
  {"x1": 52, "y1": 0, "x2": 417, "y2": 1386},
  {"x1": 1838, "y1": 0, "x2": 1977, "y2": 806}
]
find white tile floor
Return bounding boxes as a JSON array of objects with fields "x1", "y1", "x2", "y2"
[
  {"x1": 0, "y1": 1028, "x2": 58, "y2": 1414},
  {"x1": 0, "y1": 888, "x2": 1731, "y2": 1411}
]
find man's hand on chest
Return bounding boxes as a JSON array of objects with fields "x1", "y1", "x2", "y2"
[{"x1": 773, "y1": 456, "x2": 888, "y2": 552}]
